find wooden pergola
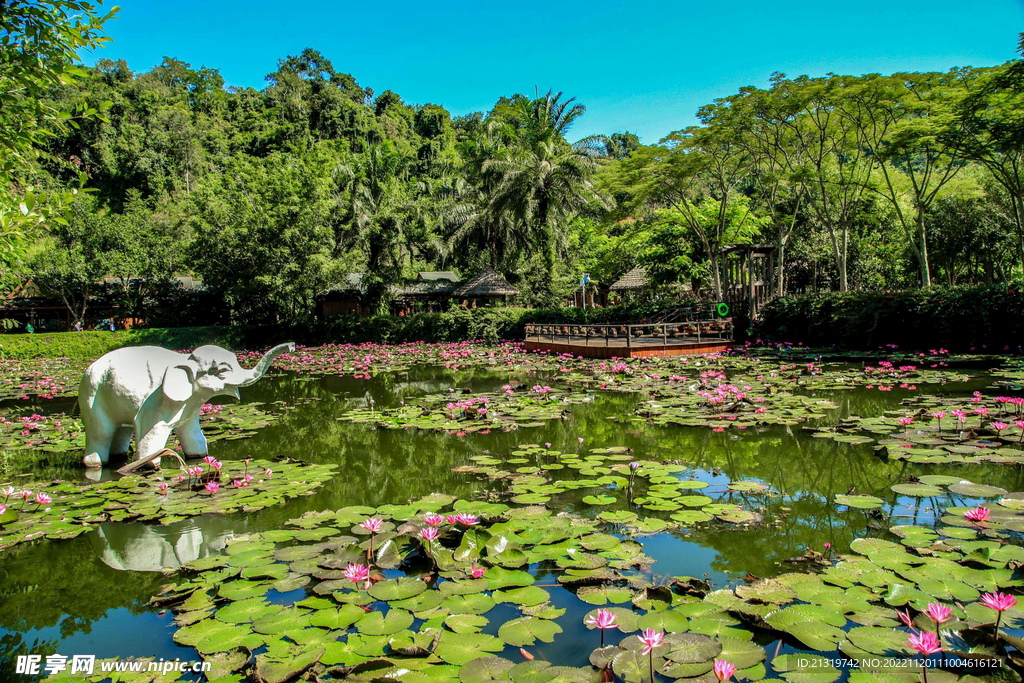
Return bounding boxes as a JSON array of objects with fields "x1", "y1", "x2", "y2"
[{"x1": 719, "y1": 244, "x2": 777, "y2": 322}]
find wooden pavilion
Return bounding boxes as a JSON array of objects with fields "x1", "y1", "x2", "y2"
[{"x1": 719, "y1": 244, "x2": 777, "y2": 323}]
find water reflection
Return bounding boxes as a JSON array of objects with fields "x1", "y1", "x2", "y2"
[{"x1": 89, "y1": 518, "x2": 239, "y2": 572}]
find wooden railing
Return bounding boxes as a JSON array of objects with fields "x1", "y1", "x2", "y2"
[{"x1": 524, "y1": 319, "x2": 733, "y2": 348}]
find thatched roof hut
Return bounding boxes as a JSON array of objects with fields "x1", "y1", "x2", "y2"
[
  {"x1": 609, "y1": 267, "x2": 650, "y2": 292},
  {"x1": 418, "y1": 271, "x2": 460, "y2": 282},
  {"x1": 453, "y1": 268, "x2": 519, "y2": 298}
]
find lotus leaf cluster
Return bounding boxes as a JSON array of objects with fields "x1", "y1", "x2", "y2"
[{"x1": 0, "y1": 457, "x2": 335, "y2": 549}]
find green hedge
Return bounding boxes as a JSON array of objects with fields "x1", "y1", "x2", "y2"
[
  {"x1": 754, "y1": 284, "x2": 1024, "y2": 350},
  {"x1": 237, "y1": 300, "x2": 696, "y2": 347},
  {"x1": 0, "y1": 300, "x2": 696, "y2": 359}
]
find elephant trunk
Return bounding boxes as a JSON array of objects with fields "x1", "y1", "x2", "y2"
[{"x1": 239, "y1": 342, "x2": 295, "y2": 387}]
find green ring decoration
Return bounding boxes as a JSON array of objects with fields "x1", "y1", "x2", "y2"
[{"x1": 716, "y1": 303, "x2": 730, "y2": 317}]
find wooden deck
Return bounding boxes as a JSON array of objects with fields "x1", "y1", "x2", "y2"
[{"x1": 524, "y1": 335, "x2": 732, "y2": 358}]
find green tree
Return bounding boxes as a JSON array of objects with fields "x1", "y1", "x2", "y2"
[
  {"x1": 953, "y1": 40, "x2": 1024, "y2": 269},
  {"x1": 482, "y1": 90, "x2": 607, "y2": 302},
  {"x1": 786, "y1": 76, "x2": 874, "y2": 292},
  {"x1": 190, "y1": 148, "x2": 347, "y2": 321},
  {"x1": 29, "y1": 195, "x2": 107, "y2": 324},
  {"x1": 1, "y1": 0, "x2": 116, "y2": 283},
  {"x1": 609, "y1": 112, "x2": 754, "y2": 298},
  {"x1": 729, "y1": 78, "x2": 808, "y2": 295},
  {"x1": 836, "y1": 71, "x2": 972, "y2": 286},
  {"x1": 342, "y1": 144, "x2": 415, "y2": 312}
]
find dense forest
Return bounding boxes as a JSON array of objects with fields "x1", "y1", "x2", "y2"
[{"x1": 5, "y1": 2, "x2": 1024, "y2": 326}]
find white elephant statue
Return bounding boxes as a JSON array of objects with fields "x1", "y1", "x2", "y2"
[{"x1": 78, "y1": 342, "x2": 295, "y2": 469}]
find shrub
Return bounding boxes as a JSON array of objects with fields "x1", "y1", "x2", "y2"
[{"x1": 755, "y1": 284, "x2": 1024, "y2": 350}]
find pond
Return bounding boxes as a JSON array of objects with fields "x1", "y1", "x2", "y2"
[{"x1": 1, "y1": 345, "x2": 1023, "y2": 683}]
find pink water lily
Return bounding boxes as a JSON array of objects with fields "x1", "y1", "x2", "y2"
[
  {"x1": 897, "y1": 610, "x2": 914, "y2": 631},
  {"x1": 981, "y1": 592, "x2": 1018, "y2": 612},
  {"x1": 925, "y1": 602, "x2": 951, "y2": 666},
  {"x1": 981, "y1": 592, "x2": 1019, "y2": 636},
  {"x1": 640, "y1": 628, "x2": 664, "y2": 654},
  {"x1": 713, "y1": 659, "x2": 735, "y2": 682},
  {"x1": 907, "y1": 628, "x2": 942, "y2": 657},
  {"x1": 925, "y1": 602, "x2": 951, "y2": 624},
  {"x1": 263, "y1": 468, "x2": 273, "y2": 477},
  {"x1": 908, "y1": 630, "x2": 943, "y2": 655},
  {"x1": 456, "y1": 513, "x2": 479, "y2": 526},
  {"x1": 585, "y1": 608, "x2": 618, "y2": 647},
  {"x1": 419, "y1": 527, "x2": 440, "y2": 542},
  {"x1": 964, "y1": 506, "x2": 991, "y2": 524},
  {"x1": 468, "y1": 562, "x2": 485, "y2": 579},
  {"x1": 423, "y1": 512, "x2": 444, "y2": 527},
  {"x1": 34, "y1": 492, "x2": 51, "y2": 506},
  {"x1": 640, "y1": 629, "x2": 665, "y2": 682},
  {"x1": 907, "y1": 629, "x2": 942, "y2": 683},
  {"x1": 344, "y1": 562, "x2": 371, "y2": 588},
  {"x1": 204, "y1": 481, "x2": 219, "y2": 495},
  {"x1": 157, "y1": 483, "x2": 169, "y2": 495},
  {"x1": 361, "y1": 517, "x2": 384, "y2": 559}
]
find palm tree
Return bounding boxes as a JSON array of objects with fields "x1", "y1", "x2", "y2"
[
  {"x1": 481, "y1": 90, "x2": 607, "y2": 297},
  {"x1": 440, "y1": 121, "x2": 543, "y2": 269},
  {"x1": 337, "y1": 144, "x2": 412, "y2": 312}
]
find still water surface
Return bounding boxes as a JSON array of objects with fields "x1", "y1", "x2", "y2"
[{"x1": 0, "y1": 363, "x2": 1018, "y2": 678}]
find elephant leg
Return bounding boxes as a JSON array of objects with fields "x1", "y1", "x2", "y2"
[
  {"x1": 83, "y1": 424, "x2": 114, "y2": 469},
  {"x1": 80, "y1": 388, "x2": 117, "y2": 469},
  {"x1": 110, "y1": 427, "x2": 134, "y2": 459},
  {"x1": 135, "y1": 421, "x2": 173, "y2": 470},
  {"x1": 174, "y1": 414, "x2": 208, "y2": 458}
]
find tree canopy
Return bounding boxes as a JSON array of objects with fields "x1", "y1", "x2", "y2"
[{"x1": 6, "y1": 26, "x2": 1024, "y2": 326}]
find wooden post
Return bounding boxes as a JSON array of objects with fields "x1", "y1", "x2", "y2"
[{"x1": 747, "y1": 249, "x2": 755, "y2": 324}]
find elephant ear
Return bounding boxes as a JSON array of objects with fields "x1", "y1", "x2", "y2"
[{"x1": 162, "y1": 361, "x2": 199, "y2": 403}]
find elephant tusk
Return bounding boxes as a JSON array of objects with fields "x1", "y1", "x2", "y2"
[{"x1": 116, "y1": 448, "x2": 187, "y2": 476}]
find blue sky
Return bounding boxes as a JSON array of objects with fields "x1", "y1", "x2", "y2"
[{"x1": 84, "y1": 0, "x2": 1024, "y2": 143}]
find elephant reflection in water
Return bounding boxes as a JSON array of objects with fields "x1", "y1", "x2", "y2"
[{"x1": 88, "y1": 517, "x2": 241, "y2": 572}]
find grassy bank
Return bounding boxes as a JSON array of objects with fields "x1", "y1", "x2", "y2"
[{"x1": 0, "y1": 327, "x2": 246, "y2": 360}]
